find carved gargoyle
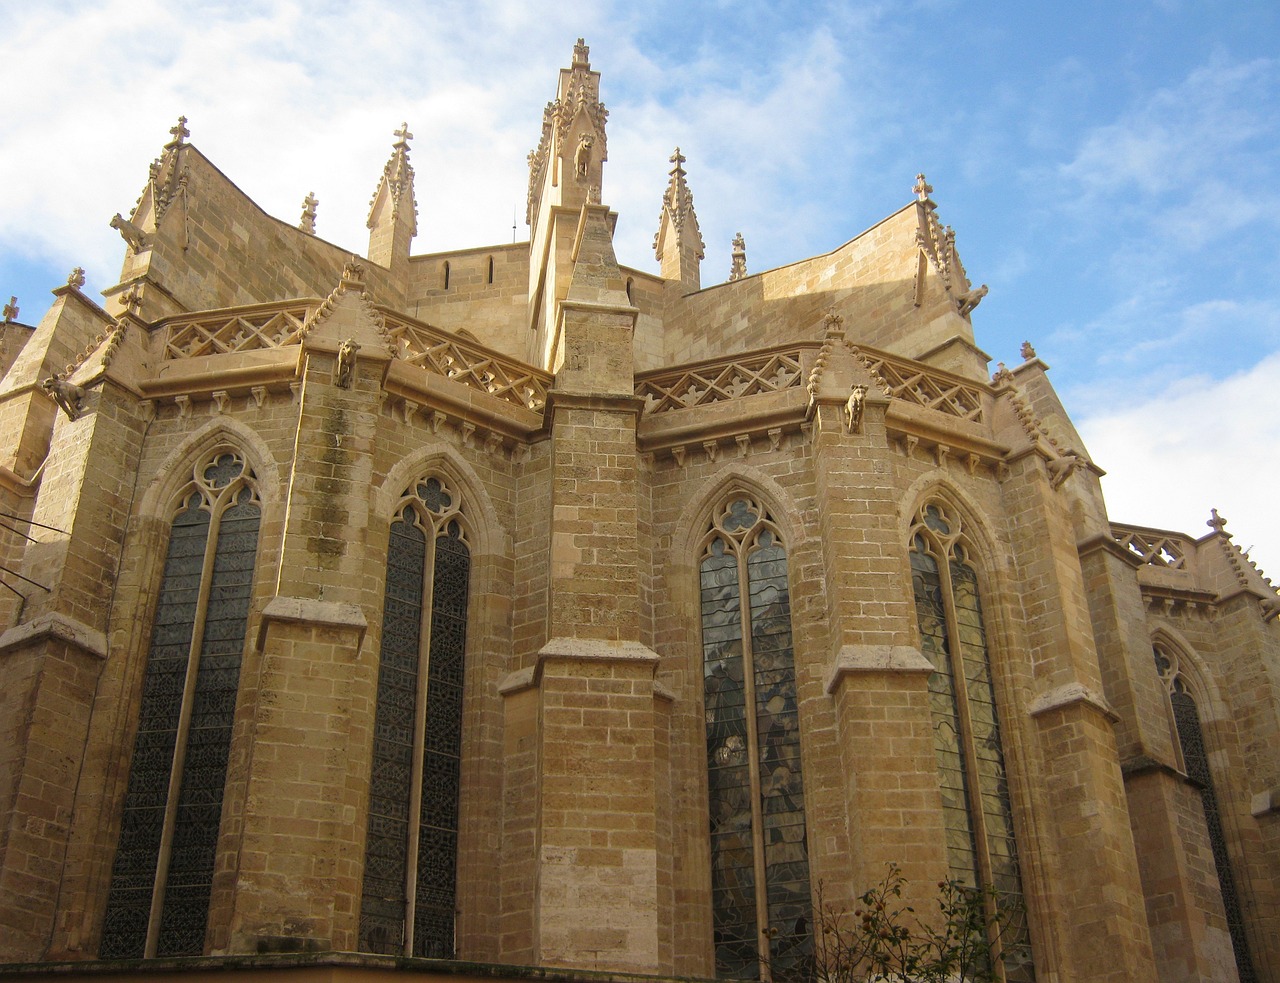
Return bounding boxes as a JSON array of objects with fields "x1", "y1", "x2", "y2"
[
  {"x1": 336, "y1": 338, "x2": 360, "y2": 389},
  {"x1": 955, "y1": 283, "x2": 988, "y2": 317},
  {"x1": 43, "y1": 374, "x2": 85, "y2": 421},
  {"x1": 110, "y1": 213, "x2": 150, "y2": 252},
  {"x1": 844, "y1": 384, "x2": 868, "y2": 435},
  {"x1": 1047, "y1": 452, "x2": 1084, "y2": 489}
]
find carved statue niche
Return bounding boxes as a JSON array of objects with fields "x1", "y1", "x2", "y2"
[
  {"x1": 335, "y1": 338, "x2": 360, "y2": 389},
  {"x1": 575, "y1": 133, "x2": 593, "y2": 179},
  {"x1": 844, "y1": 384, "x2": 868, "y2": 435},
  {"x1": 43, "y1": 374, "x2": 85, "y2": 421}
]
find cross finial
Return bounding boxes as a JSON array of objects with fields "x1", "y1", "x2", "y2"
[
  {"x1": 168, "y1": 115, "x2": 190, "y2": 148},
  {"x1": 299, "y1": 192, "x2": 319, "y2": 234},
  {"x1": 913, "y1": 172, "x2": 933, "y2": 201},
  {"x1": 1207, "y1": 509, "x2": 1228, "y2": 534},
  {"x1": 2, "y1": 297, "x2": 16, "y2": 323},
  {"x1": 393, "y1": 122, "x2": 413, "y2": 148},
  {"x1": 823, "y1": 310, "x2": 844, "y2": 336},
  {"x1": 669, "y1": 147, "x2": 687, "y2": 173},
  {"x1": 68, "y1": 267, "x2": 86, "y2": 289},
  {"x1": 729, "y1": 232, "x2": 747, "y2": 282},
  {"x1": 573, "y1": 38, "x2": 590, "y2": 66}
]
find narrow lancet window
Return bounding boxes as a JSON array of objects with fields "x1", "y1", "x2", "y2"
[
  {"x1": 100, "y1": 451, "x2": 260, "y2": 959},
  {"x1": 909, "y1": 502, "x2": 1032, "y2": 982},
  {"x1": 1153, "y1": 646, "x2": 1256, "y2": 983},
  {"x1": 700, "y1": 496, "x2": 811, "y2": 979},
  {"x1": 360, "y1": 477, "x2": 471, "y2": 958}
]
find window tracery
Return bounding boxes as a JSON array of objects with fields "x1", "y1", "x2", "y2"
[
  {"x1": 359, "y1": 476, "x2": 471, "y2": 958},
  {"x1": 908, "y1": 501, "x2": 1032, "y2": 982},
  {"x1": 100, "y1": 450, "x2": 261, "y2": 958},
  {"x1": 700, "y1": 496, "x2": 811, "y2": 980},
  {"x1": 1152, "y1": 644, "x2": 1256, "y2": 983}
]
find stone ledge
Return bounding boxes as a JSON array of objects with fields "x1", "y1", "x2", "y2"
[
  {"x1": 1028, "y1": 681, "x2": 1119, "y2": 723},
  {"x1": 825, "y1": 644, "x2": 933, "y2": 694},
  {"x1": 499, "y1": 639, "x2": 662, "y2": 695},
  {"x1": 0, "y1": 612, "x2": 107, "y2": 660},
  {"x1": 256, "y1": 595, "x2": 367, "y2": 651},
  {"x1": 0, "y1": 950, "x2": 712, "y2": 982},
  {"x1": 1251, "y1": 787, "x2": 1280, "y2": 817}
]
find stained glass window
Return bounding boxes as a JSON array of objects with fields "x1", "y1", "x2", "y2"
[
  {"x1": 359, "y1": 477, "x2": 471, "y2": 958},
  {"x1": 100, "y1": 451, "x2": 260, "y2": 959},
  {"x1": 909, "y1": 502, "x2": 1033, "y2": 982},
  {"x1": 701, "y1": 497, "x2": 811, "y2": 980},
  {"x1": 1152, "y1": 646, "x2": 1256, "y2": 983}
]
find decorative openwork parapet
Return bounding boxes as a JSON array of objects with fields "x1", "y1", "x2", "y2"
[
  {"x1": 856, "y1": 347, "x2": 985, "y2": 423},
  {"x1": 636, "y1": 346, "x2": 812, "y2": 414},
  {"x1": 381, "y1": 311, "x2": 552, "y2": 412},
  {"x1": 158, "y1": 301, "x2": 552, "y2": 413},
  {"x1": 1111, "y1": 524, "x2": 1188, "y2": 569},
  {"x1": 636, "y1": 342, "x2": 988, "y2": 425},
  {"x1": 162, "y1": 302, "x2": 317, "y2": 359}
]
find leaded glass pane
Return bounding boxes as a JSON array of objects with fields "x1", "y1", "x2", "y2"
[
  {"x1": 413, "y1": 530, "x2": 470, "y2": 959},
  {"x1": 155, "y1": 496, "x2": 258, "y2": 956},
  {"x1": 101, "y1": 497, "x2": 209, "y2": 960},
  {"x1": 746, "y1": 542, "x2": 811, "y2": 975},
  {"x1": 359, "y1": 515, "x2": 426, "y2": 955},
  {"x1": 1171, "y1": 689, "x2": 1256, "y2": 983},
  {"x1": 702, "y1": 545, "x2": 756, "y2": 978},
  {"x1": 950, "y1": 558, "x2": 1031, "y2": 982},
  {"x1": 911, "y1": 546, "x2": 980, "y2": 888}
]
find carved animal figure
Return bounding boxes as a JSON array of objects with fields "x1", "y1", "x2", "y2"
[
  {"x1": 844, "y1": 384, "x2": 868, "y2": 434},
  {"x1": 575, "y1": 134, "x2": 593, "y2": 178},
  {"x1": 43, "y1": 374, "x2": 85, "y2": 421},
  {"x1": 336, "y1": 339, "x2": 360, "y2": 389},
  {"x1": 110, "y1": 213, "x2": 150, "y2": 252},
  {"x1": 1047, "y1": 452, "x2": 1083, "y2": 489},
  {"x1": 955, "y1": 283, "x2": 988, "y2": 317}
]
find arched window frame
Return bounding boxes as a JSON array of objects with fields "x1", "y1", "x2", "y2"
[
  {"x1": 99, "y1": 448, "x2": 262, "y2": 959},
  {"x1": 908, "y1": 499, "x2": 1032, "y2": 982},
  {"x1": 1151, "y1": 642, "x2": 1257, "y2": 982},
  {"x1": 698, "y1": 494, "x2": 812, "y2": 981},
  {"x1": 359, "y1": 475, "x2": 472, "y2": 959}
]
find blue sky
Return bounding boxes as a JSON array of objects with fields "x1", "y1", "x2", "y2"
[{"x1": 2, "y1": 0, "x2": 1278, "y2": 568}]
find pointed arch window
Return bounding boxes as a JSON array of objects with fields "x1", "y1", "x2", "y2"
[
  {"x1": 360, "y1": 477, "x2": 471, "y2": 958},
  {"x1": 700, "y1": 496, "x2": 811, "y2": 979},
  {"x1": 909, "y1": 502, "x2": 1032, "y2": 982},
  {"x1": 100, "y1": 450, "x2": 261, "y2": 958},
  {"x1": 1152, "y1": 644, "x2": 1256, "y2": 983}
]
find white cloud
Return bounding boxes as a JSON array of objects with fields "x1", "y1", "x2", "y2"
[{"x1": 1076, "y1": 350, "x2": 1280, "y2": 574}]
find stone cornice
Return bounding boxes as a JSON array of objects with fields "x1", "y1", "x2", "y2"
[
  {"x1": 825, "y1": 644, "x2": 933, "y2": 694},
  {"x1": 0, "y1": 612, "x2": 107, "y2": 660}
]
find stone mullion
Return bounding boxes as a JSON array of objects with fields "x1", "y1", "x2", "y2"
[{"x1": 403, "y1": 517, "x2": 435, "y2": 957}]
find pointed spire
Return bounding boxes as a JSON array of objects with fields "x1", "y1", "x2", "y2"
[
  {"x1": 729, "y1": 232, "x2": 747, "y2": 281},
  {"x1": 367, "y1": 123, "x2": 418, "y2": 269},
  {"x1": 654, "y1": 147, "x2": 705, "y2": 289},
  {"x1": 525, "y1": 38, "x2": 609, "y2": 226},
  {"x1": 299, "y1": 192, "x2": 318, "y2": 234}
]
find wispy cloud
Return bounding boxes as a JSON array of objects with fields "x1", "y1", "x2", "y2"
[{"x1": 1076, "y1": 350, "x2": 1280, "y2": 571}]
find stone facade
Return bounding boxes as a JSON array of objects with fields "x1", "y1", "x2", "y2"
[{"x1": 1, "y1": 40, "x2": 1278, "y2": 983}]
